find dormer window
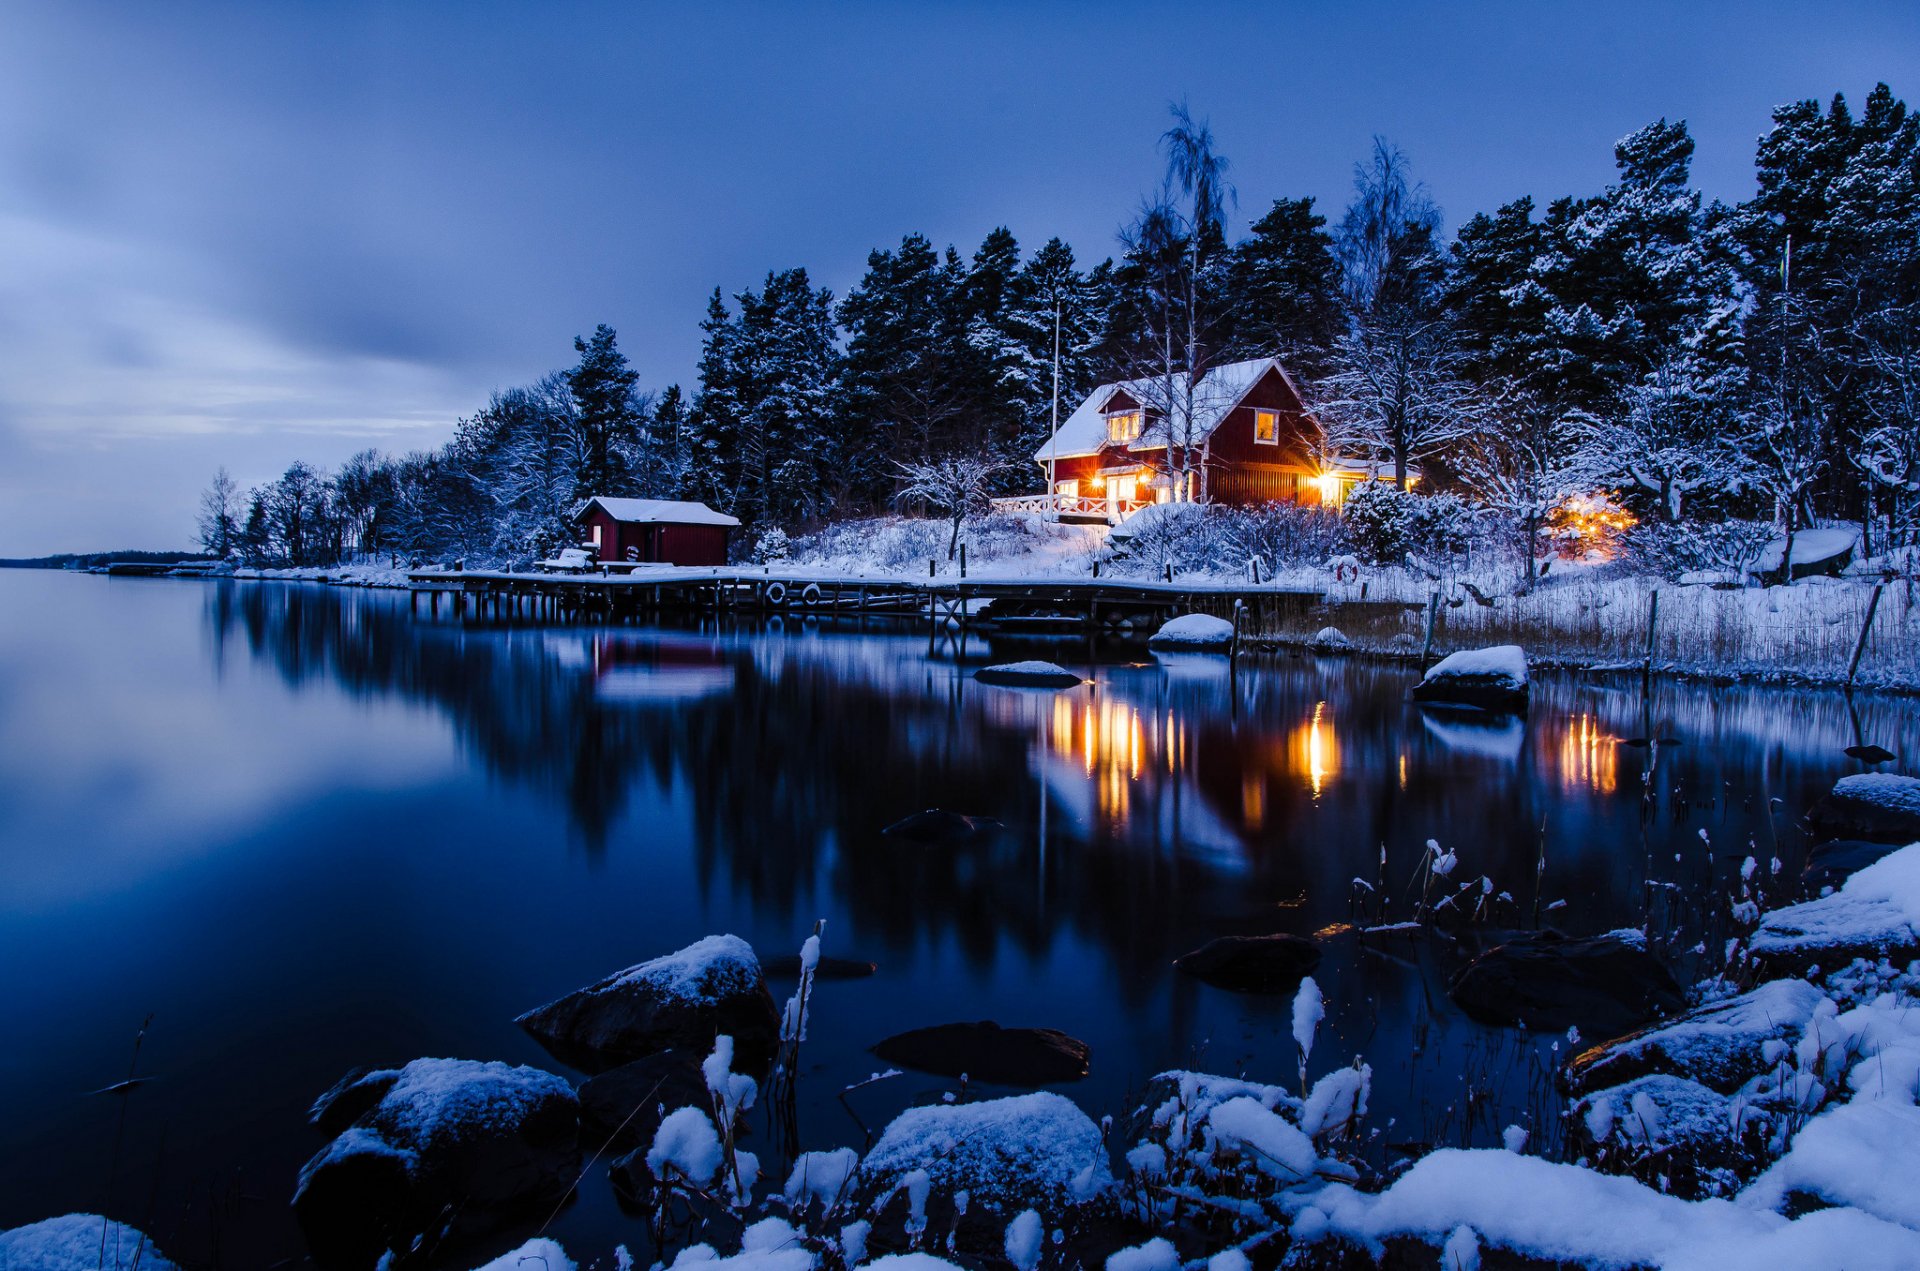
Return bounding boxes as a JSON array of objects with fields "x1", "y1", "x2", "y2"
[
  {"x1": 1253, "y1": 408, "x2": 1280, "y2": 445},
  {"x1": 1106, "y1": 409, "x2": 1144, "y2": 444}
]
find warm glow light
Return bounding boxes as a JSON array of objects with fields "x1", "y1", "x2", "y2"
[
  {"x1": 1559, "y1": 711, "x2": 1619, "y2": 793},
  {"x1": 1549, "y1": 493, "x2": 1636, "y2": 562},
  {"x1": 1314, "y1": 472, "x2": 1341, "y2": 504},
  {"x1": 1289, "y1": 700, "x2": 1340, "y2": 797}
]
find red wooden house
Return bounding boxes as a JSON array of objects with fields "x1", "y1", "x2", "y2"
[
  {"x1": 572, "y1": 497, "x2": 740, "y2": 566},
  {"x1": 999, "y1": 357, "x2": 1394, "y2": 524}
]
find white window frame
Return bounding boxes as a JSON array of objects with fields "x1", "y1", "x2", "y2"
[
  {"x1": 1252, "y1": 408, "x2": 1281, "y2": 446},
  {"x1": 1105, "y1": 409, "x2": 1143, "y2": 444}
]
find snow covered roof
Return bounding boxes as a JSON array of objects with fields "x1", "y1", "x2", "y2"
[
  {"x1": 575, "y1": 496, "x2": 741, "y2": 528},
  {"x1": 1033, "y1": 357, "x2": 1299, "y2": 463}
]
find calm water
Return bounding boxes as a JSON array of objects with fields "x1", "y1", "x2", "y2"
[{"x1": 1, "y1": 570, "x2": 1911, "y2": 1267}]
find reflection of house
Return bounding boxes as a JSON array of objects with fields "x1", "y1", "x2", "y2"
[
  {"x1": 999, "y1": 357, "x2": 1395, "y2": 525},
  {"x1": 573, "y1": 497, "x2": 740, "y2": 566}
]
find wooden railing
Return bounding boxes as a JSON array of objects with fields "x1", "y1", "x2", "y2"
[{"x1": 990, "y1": 494, "x2": 1151, "y2": 520}]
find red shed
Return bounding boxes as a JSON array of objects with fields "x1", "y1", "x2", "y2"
[{"x1": 572, "y1": 497, "x2": 740, "y2": 567}]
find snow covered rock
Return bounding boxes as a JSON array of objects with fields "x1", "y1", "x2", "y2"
[
  {"x1": 975, "y1": 661, "x2": 1084, "y2": 688},
  {"x1": 858, "y1": 1091, "x2": 1111, "y2": 1211},
  {"x1": 871, "y1": 1020, "x2": 1090, "y2": 1085},
  {"x1": 1751, "y1": 841, "x2": 1920, "y2": 975},
  {"x1": 1312, "y1": 625, "x2": 1351, "y2": 648},
  {"x1": 1411, "y1": 645, "x2": 1529, "y2": 712},
  {"x1": 467, "y1": 1238, "x2": 576, "y2": 1270},
  {"x1": 1808, "y1": 774, "x2": 1920, "y2": 844},
  {"x1": 880, "y1": 809, "x2": 1003, "y2": 846},
  {"x1": 1448, "y1": 932, "x2": 1685, "y2": 1035},
  {"x1": 1568, "y1": 1075, "x2": 1766, "y2": 1199},
  {"x1": 293, "y1": 1058, "x2": 580, "y2": 1265},
  {"x1": 1803, "y1": 840, "x2": 1905, "y2": 893},
  {"x1": 1172, "y1": 933, "x2": 1321, "y2": 994},
  {"x1": 0, "y1": 1215, "x2": 181, "y2": 1271},
  {"x1": 1565, "y1": 978, "x2": 1825, "y2": 1096},
  {"x1": 1147, "y1": 613, "x2": 1235, "y2": 651},
  {"x1": 577, "y1": 1049, "x2": 710, "y2": 1149},
  {"x1": 517, "y1": 934, "x2": 781, "y2": 1072}
]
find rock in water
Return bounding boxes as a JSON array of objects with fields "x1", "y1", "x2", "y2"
[
  {"x1": 517, "y1": 934, "x2": 780, "y2": 1073},
  {"x1": 881, "y1": 809, "x2": 1002, "y2": 845},
  {"x1": 1808, "y1": 773, "x2": 1920, "y2": 844},
  {"x1": 293, "y1": 1058, "x2": 580, "y2": 1266},
  {"x1": 1803, "y1": 840, "x2": 1905, "y2": 893},
  {"x1": 1448, "y1": 933, "x2": 1685, "y2": 1035},
  {"x1": 1172, "y1": 934, "x2": 1321, "y2": 994},
  {"x1": 871, "y1": 1021, "x2": 1090, "y2": 1084},
  {"x1": 0, "y1": 1215, "x2": 182, "y2": 1271},
  {"x1": 576, "y1": 1050, "x2": 710, "y2": 1150},
  {"x1": 1564, "y1": 978, "x2": 1824, "y2": 1096},
  {"x1": 857, "y1": 1092, "x2": 1112, "y2": 1210},
  {"x1": 1148, "y1": 613, "x2": 1236, "y2": 651},
  {"x1": 1751, "y1": 842, "x2": 1920, "y2": 976},
  {"x1": 1411, "y1": 645, "x2": 1529, "y2": 713},
  {"x1": 1843, "y1": 744, "x2": 1897, "y2": 765},
  {"x1": 1567, "y1": 1075, "x2": 1766, "y2": 1200},
  {"x1": 975, "y1": 661, "x2": 1084, "y2": 688}
]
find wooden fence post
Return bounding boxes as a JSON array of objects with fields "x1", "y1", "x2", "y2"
[
  {"x1": 1643, "y1": 589, "x2": 1660, "y2": 680},
  {"x1": 1847, "y1": 583, "x2": 1886, "y2": 689},
  {"x1": 1420, "y1": 590, "x2": 1441, "y2": 669},
  {"x1": 959, "y1": 543, "x2": 967, "y2": 578}
]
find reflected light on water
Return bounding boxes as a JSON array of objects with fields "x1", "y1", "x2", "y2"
[
  {"x1": 1559, "y1": 711, "x2": 1619, "y2": 793},
  {"x1": 1045, "y1": 694, "x2": 1165, "y2": 828},
  {"x1": 1291, "y1": 700, "x2": 1340, "y2": 798}
]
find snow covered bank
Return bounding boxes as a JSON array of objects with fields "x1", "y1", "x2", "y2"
[{"x1": 0, "y1": 1215, "x2": 180, "y2": 1271}]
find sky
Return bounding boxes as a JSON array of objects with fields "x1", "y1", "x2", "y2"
[{"x1": 1, "y1": 1, "x2": 1915, "y2": 556}]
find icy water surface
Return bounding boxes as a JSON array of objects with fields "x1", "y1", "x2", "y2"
[{"x1": 1, "y1": 570, "x2": 1913, "y2": 1267}]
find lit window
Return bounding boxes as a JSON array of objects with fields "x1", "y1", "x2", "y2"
[
  {"x1": 590, "y1": 524, "x2": 603, "y2": 546},
  {"x1": 1106, "y1": 410, "x2": 1143, "y2": 444},
  {"x1": 1055, "y1": 479, "x2": 1079, "y2": 499},
  {"x1": 1253, "y1": 408, "x2": 1280, "y2": 445},
  {"x1": 1110, "y1": 474, "x2": 1138, "y2": 503}
]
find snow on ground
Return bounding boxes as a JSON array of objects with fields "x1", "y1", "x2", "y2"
[
  {"x1": 0, "y1": 1215, "x2": 181, "y2": 1271},
  {"x1": 1751, "y1": 838, "x2": 1920, "y2": 965}
]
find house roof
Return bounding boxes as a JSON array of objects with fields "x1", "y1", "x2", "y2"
[
  {"x1": 1033, "y1": 357, "x2": 1302, "y2": 464},
  {"x1": 574, "y1": 496, "x2": 742, "y2": 528}
]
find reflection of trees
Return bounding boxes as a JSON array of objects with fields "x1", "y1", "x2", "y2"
[{"x1": 207, "y1": 583, "x2": 1892, "y2": 1001}]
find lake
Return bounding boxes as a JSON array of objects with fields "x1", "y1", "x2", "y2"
[{"x1": 0, "y1": 569, "x2": 1908, "y2": 1268}]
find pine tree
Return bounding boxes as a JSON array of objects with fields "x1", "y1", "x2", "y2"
[
  {"x1": 567, "y1": 324, "x2": 643, "y2": 495},
  {"x1": 1224, "y1": 196, "x2": 1343, "y2": 370}
]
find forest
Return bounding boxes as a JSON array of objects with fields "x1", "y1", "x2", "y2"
[{"x1": 198, "y1": 86, "x2": 1920, "y2": 580}]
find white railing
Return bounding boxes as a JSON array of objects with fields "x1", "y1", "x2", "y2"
[{"x1": 990, "y1": 494, "x2": 1151, "y2": 520}]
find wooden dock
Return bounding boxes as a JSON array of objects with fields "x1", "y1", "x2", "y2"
[{"x1": 404, "y1": 566, "x2": 1324, "y2": 637}]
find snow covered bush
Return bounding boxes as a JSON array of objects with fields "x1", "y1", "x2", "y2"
[
  {"x1": 1341, "y1": 484, "x2": 1472, "y2": 567},
  {"x1": 755, "y1": 527, "x2": 793, "y2": 564}
]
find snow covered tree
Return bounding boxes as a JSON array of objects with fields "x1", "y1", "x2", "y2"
[
  {"x1": 1853, "y1": 300, "x2": 1920, "y2": 551},
  {"x1": 1317, "y1": 139, "x2": 1477, "y2": 489},
  {"x1": 1112, "y1": 101, "x2": 1238, "y2": 503},
  {"x1": 1222, "y1": 196, "x2": 1343, "y2": 371},
  {"x1": 988, "y1": 237, "x2": 1111, "y2": 479},
  {"x1": 477, "y1": 372, "x2": 587, "y2": 559},
  {"x1": 567, "y1": 324, "x2": 644, "y2": 495},
  {"x1": 894, "y1": 453, "x2": 1008, "y2": 559},
  {"x1": 1576, "y1": 335, "x2": 1749, "y2": 523},
  {"x1": 333, "y1": 449, "x2": 400, "y2": 560},
  {"x1": 1447, "y1": 197, "x2": 1551, "y2": 387},
  {"x1": 1743, "y1": 296, "x2": 1834, "y2": 553},
  {"x1": 1453, "y1": 389, "x2": 1592, "y2": 588},
  {"x1": 196, "y1": 467, "x2": 240, "y2": 557}
]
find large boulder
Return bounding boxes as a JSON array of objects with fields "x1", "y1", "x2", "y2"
[
  {"x1": 1807, "y1": 774, "x2": 1920, "y2": 844},
  {"x1": 1172, "y1": 934, "x2": 1321, "y2": 994},
  {"x1": 1448, "y1": 932, "x2": 1686, "y2": 1036},
  {"x1": 1751, "y1": 842, "x2": 1920, "y2": 976},
  {"x1": 1148, "y1": 613, "x2": 1236, "y2": 651},
  {"x1": 517, "y1": 935, "x2": 780, "y2": 1073},
  {"x1": 576, "y1": 1050, "x2": 710, "y2": 1150},
  {"x1": 857, "y1": 1092, "x2": 1112, "y2": 1212},
  {"x1": 1412, "y1": 645, "x2": 1529, "y2": 713},
  {"x1": 872, "y1": 1021, "x2": 1090, "y2": 1085},
  {"x1": 1564, "y1": 978, "x2": 1825, "y2": 1096},
  {"x1": 0, "y1": 1215, "x2": 181, "y2": 1271},
  {"x1": 1802, "y1": 840, "x2": 1905, "y2": 893},
  {"x1": 293, "y1": 1058, "x2": 580, "y2": 1268}
]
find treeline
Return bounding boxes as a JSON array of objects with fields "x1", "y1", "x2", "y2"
[{"x1": 204, "y1": 85, "x2": 1919, "y2": 568}]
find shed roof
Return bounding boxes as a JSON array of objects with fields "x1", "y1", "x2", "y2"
[
  {"x1": 574, "y1": 496, "x2": 741, "y2": 528},
  {"x1": 1034, "y1": 357, "x2": 1304, "y2": 463}
]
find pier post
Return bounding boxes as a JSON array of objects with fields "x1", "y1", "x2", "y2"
[{"x1": 1847, "y1": 583, "x2": 1885, "y2": 689}]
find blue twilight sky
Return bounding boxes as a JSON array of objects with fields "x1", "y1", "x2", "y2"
[{"x1": 0, "y1": 1, "x2": 1914, "y2": 555}]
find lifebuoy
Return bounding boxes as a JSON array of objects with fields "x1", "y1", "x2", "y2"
[
  {"x1": 800, "y1": 582, "x2": 823, "y2": 606},
  {"x1": 764, "y1": 580, "x2": 788, "y2": 606}
]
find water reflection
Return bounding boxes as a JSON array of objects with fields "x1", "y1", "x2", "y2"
[{"x1": 2, "y1": 572, "x2": 1911, "y2": 1269}]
